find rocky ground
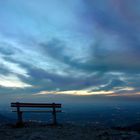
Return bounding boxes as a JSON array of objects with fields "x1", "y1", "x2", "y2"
[{"x1": 0, "y1": 121, "x2": 140, "y2": 140}]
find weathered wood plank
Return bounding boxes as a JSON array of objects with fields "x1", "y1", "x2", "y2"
[
  {"x1": 11, "y1": 102, "x2": 61, "y2": 108},
  {"x1": 12, "y1": 110, "x2": 62, "y2": 113}
]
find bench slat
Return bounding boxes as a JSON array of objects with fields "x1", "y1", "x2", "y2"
[
  {"x1": 11, "y1": 102, "x2": 61, "y2": 108},
  {"x1": 12, "y1": 110, "x2": 62, "y2": 113}
]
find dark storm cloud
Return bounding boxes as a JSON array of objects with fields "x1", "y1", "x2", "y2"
[
  {"x1": 78, "y1": 0, "x2": 140, "y2": 74},
  {"x1": 40, "y1": 36, "x2": 140, "y2": 75},
  {"x1": 0, "y1": 0, "x2": 140, "y2": 96},
  {"x1": 90, "y1": 79, "x2": 126, "y2": 92},
  {"x1": 0, "y1": 47, "x2": 14, "y2": 55},
  {"x1": 40, "y1": 38, "x2": 90, "y2": 71},
  {"x1": 23, "y1": 65, "x2": 106, "y2": 91},
  {"x1": 3, "y1": 34, "x2": 139, "y2": 95}
]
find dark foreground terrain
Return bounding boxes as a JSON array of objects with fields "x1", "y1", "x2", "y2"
[{"x1": 0, "y1": 121, "x2": 140, "y2": 140}]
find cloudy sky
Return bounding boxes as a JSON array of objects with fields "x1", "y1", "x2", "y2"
[{"x1": 0, "y1": 0, "x2": 140, "y2": 100}]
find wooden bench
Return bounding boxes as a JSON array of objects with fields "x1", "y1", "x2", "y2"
[{"x1": 11, "y1": 102, "x2": 62, "y2": 126}]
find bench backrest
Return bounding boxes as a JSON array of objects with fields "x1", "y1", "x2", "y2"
[{"x1": 11, "y1": 102, "x2": 61, "y2": 108}]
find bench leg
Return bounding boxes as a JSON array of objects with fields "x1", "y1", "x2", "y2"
[
  {"x1": 16, "y1": 111, "x2": 24, "y2": 127},
  {"x1": 52, "y1": 107, "x2": 57, "y2": 125},
  {"x1": 52, "y1": 113, "x2": 57, "y2": 125}
]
